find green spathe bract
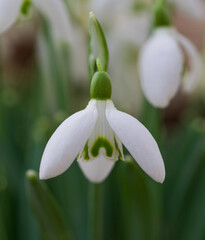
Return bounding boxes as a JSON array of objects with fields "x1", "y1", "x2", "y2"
[
  {"x1": 90, "y1": 71, "x2": 112, "y2": 100},
  {"x1": 88, "y1": 12, "x2": 109, "y2": 80}
]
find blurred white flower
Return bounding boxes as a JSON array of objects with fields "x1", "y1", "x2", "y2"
[
  {"x1": 139, "y1": 27, "x2": 202, "y2": 108},
  {"x1": 0, "y1": 0, "x2": 87, "y2": 81},
  {"x1": 0, "y1": 0, "x2": 73, "y2": 43},
  {"x1": 169, "y1": 0, "x2": 205, "y2": 20},
  {"x1": 40, "y1": 99, "x2": 165, "y2": 183},
  {"x1": 0, "y1": 0, "x2": 151, "y2": 103},
  {"x1": 0, "y1": 0, "x2": 22, "y2": 34}
]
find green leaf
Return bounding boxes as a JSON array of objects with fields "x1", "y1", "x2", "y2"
[
  {"x1": 140, "y1": 97, "x2": 162, "y2": 141},
  {"x1": 87, "y1": 183, "x2": 103, "y2": 240},
  {"x1": 25, "y1": 170, "x2": 71, "y2": 240},
  {"x1": 88, "y1": 12, "x2": 109, "y2": 80},
  {"x1": 112, "y1": 160, "x2": 162, "y2": 240},
  {"x1": 176, "y1": 160, "x2": 205, "y2": 240},
  {"x1": 162, "y1": 125, "x2": 205, "y2": 239}
]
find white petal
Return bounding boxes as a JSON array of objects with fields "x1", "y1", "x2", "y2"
[
  {"x1": 176, "y1": 33, "x2": 202, "y2": 93},
  {"x1": 0, "y1": 0, "x2": 22, "y2": 33},
  {"x1": 78, "y1": 156, "x2": 115, "y2": 183},
  {"x1": 33, "y1": 0, "x2": 73, "y2": 43},
  {"x1": 39, "y1": 100, "x2": 98, "y2": 179},
  {"x1": 106, "y1": 101, "x2": 165, "y2": 183},
  {"x1": 139, "y1": 28, "x2": 183, "y2": 108}
]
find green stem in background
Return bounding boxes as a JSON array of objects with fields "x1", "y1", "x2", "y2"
[
  {"x1": 40, "y1": 17, "x2": 70, "y2": 114},
  {"x1": 25, "y1": 170, "x2": 71, "y2": 240},
  {"x1": 121, "y1": 159, "x2": 161, "y2": 240},
  {"x1": 139, "y1": 99, "x2": 164, "y2": 239},
  {"x1": 140, "y1": 97, "x2": 162, "y2": 142},
  {"x1": 88, "y1": 183, "x2": 103, "y2": 240},
  {"x1": 0, "y1": 173, "x2": 8, "y2": 240}
]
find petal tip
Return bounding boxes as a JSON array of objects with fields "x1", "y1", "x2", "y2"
[
  {"x1": 78, "y1": 157, "x2": 115, "y2": 183},
  {"x1": 39, "y1": 169, "x2": 49, "y2": 180},
  {"x1": 154, "y1": 168, "x2": 166, "y2": 184}
]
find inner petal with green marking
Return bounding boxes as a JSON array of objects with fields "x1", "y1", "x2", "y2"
[{"x1": 78, "y1": 100, "x2": 124, "y2": 162}]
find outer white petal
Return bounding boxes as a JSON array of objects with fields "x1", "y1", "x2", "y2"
[
  {"x1": 139, "y1": 28, "x2": 183, "y2": 108},
  {"x1": 176, "y1": 33, "x2": 202, "y2": 93},
  {"x1": 106, "y1": 101, "x2": 165, "y2": 183},
  {"x1": 0, "y1": 0, "x2": 22, "y2": 34},
  {"x1": 40, "y1": 100, "x2": 98, "y2": 179},
  {"x1": 78, "y1": 156, "x2": 115, "y2": 183},
  {"x1": 33, "y1": 0, "x2": 73, "y2": 43}
]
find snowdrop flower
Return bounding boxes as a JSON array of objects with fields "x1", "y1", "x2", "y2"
[
  {"x1": 0, "y1": 0, "x2": 73, "y2": 43},
  {"x1": 40, "y1": 69, "x2": 165, "y2": 183},
  {"x1": 139, "y1": 27, "x2": 202, "y2": 108},
  {"x1": 0, "y1": 0, "x2": 84, "y2": 82}
]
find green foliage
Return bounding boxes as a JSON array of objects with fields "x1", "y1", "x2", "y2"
[
  {"x1": 0, "y1": 4, "x2": 205, "y2": 240},
  {"x1": 26, "y1": 170, "x2": 71, "y2": 240}
]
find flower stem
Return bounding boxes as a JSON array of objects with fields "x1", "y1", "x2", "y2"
[
  {"x1": 140, "y1": 98, "x2": 162, "y2": 142},
  {"x1": 88, "y1": 183, "x2": 103, "y2": 240}
]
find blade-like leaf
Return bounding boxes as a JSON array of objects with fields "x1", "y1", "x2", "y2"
[{"x1": 25, "y1": 170, "x2": 71, "y2": 240}]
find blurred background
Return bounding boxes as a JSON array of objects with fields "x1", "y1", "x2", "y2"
[{"x1": 0, "y1": 0, "x2": 205, "y2": 239}]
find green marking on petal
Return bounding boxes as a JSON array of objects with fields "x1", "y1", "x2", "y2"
[
  {"x1": 91, "y1": 137, "x2": 113, "y2": 158},
  {"x1": 114, "y1": 137, "x2": 122, "y2": 160},
  {"x1": 82, "y1": 141, "x2": 90, "y2": 161}
]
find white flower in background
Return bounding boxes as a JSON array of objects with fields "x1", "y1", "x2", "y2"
[
  {"x1": 0, "y1": 0, "x2": 151, "y2": 95},
  {"x1": 0, "y1": 0, "x2": 73, "y2": 42},
  {"x1": 139, "y1": 27, "x2": 202, "y2": 108},
  {"x1": 169, "y1": 0, "x2": 205, "y2": 20},
  {"x1": 0, "y1": 0, "x2": 22, "y2": 34},
  {"x1": 40, "y1": 71, "x2": 165, "y2": 183},
  {"x1": 0, "y1": 0, "x2": 86, "y2": 81}
]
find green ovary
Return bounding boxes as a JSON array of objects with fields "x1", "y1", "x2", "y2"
[{"x1": 91, "y1": 137, "x2": 113, "y2": 158}]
